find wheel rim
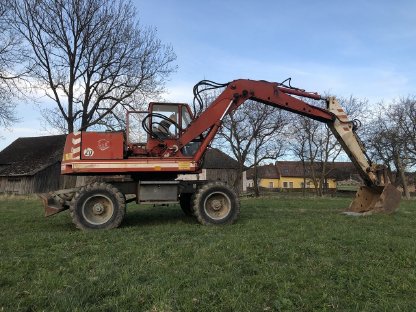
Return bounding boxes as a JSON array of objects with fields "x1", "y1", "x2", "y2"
[
  {"x1": 82, "y1": 194, "x2": 114, "y2": 225},
  {"x1": 203, "y1": 191, "x2": 231, "y2": 220}
]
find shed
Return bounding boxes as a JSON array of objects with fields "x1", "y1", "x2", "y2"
[
  {"x1": 0, "y1": 135, "x2": 70, "y2": 194},
  {"x1": 177, "y1": 148, "x2": 246, "y2": 192}
]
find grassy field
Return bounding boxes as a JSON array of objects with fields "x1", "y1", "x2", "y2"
[{"x1": 0, "y1": 195, "x2": 415, "y2": 312}]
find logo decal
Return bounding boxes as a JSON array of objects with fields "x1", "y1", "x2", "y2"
[
  {"x1": 83, "y1": 148, "x2": 94, "y2": 157},
  {"x1": 98, "y1": 139, "x2": 110, "y2": 151}
]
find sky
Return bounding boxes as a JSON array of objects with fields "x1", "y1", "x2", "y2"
[{"x1": 1, "y1": 0, "x2": 416, "y2": 150}]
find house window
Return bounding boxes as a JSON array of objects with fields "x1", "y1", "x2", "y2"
[
  {"x1": 268, "y1": 181, "x2": 274, "y2": 188},
  {"x1": 301, "y1": 182, "x2": 313, "y2": 188},
  {"x1": 283, "y1": 182, "x2": 293, "y2": 188}
]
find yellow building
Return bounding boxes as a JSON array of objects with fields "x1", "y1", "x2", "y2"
[
  {"x1": 246, "y1": 164, "x2": 280, "y2": 189},
  {"x1": 247, "y1": 161, "x2": 355, "y2": 191}
]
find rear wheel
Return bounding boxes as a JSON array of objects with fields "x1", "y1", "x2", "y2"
[
  {"x1": 70, "y1": 182, "x2": 126, "y2": 230},
  {"x1": 179, "y1": 193, "x2": 194, "y2": 216},
  {"x1": 193, "y1": 182, "x2": 240, "y2": 225}
]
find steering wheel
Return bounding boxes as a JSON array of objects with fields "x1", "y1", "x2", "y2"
[
  {"x1": 151, "y1": 121, "x2": 170, "y2": 139},
  {"x1": 142, "y1": 113, "x2": 181, "y2": 140}
]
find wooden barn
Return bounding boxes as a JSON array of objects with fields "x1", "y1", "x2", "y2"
[
  {"x1": 0, "y1": 135, "x2": 245, "y2": 194},
  {"x1": 0, "y1": 135, "x2": 69, "y2": 194}
]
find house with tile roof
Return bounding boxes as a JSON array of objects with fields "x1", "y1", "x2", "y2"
[
  {"x1": 276, "y1": 161, "x2": 358, "y2": 190},
  {"x1": 246, "y1": 161, "x2": 359, "y2": 191},
  {"x1": 246, "y1": 164, "x2": 280, "y2": 189}
]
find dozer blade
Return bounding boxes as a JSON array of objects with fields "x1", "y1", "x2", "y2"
[
  {"x1": 346, "y1": 183, "x2": 401, "y2": 214},
  {"x1": 38, "y1": 193, "x2": 69, "y2": 217}
]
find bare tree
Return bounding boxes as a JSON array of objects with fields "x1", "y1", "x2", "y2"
[
  {"x1": 289, "y1": 115, "x2": 321, "y2": 194},
  {"x1": 364, "y1": 98, "x2": 416, "y2": 199},
  {"x1": 0, "y1": 0, "x2": 29, "y2": 128},
  {"x1": 395, "y1": 96, "x2": 416, "y2": 165},
  {"x1": 289, "y1": 95, "x2": 369, "y2": 196},
  {"x1": 288, "y1": 117, "x2": 310, "y2": 196},
  {"x1": 12, "y1": 0, "x2": 176, "y2": 133},
  {"x1": 216, "y1": 100, "x2": 288, "y2": 194},
  {"x1": 288, "y1": 114, "x2": 338, "y2": 196}
]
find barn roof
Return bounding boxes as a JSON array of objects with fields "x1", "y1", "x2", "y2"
[
  {"x1": 276, "y1": 161, "x2": 357, "y2": 179},
  {"x1": 0, "y1": 135, "x2": 66, "y2": 176},
  {"x1": 249, "y1": 161, "x2": 359, "y2": 180},
  {"x1": 203, "y1": 148, "x2": 241, "y2": 169}
]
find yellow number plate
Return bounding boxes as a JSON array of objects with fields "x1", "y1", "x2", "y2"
[{"x1": 178, "y1": 162, "x2": 191, "y2": 170}]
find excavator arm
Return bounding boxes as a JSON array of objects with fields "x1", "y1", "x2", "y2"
[{"x1": 181, "y1": 79, "x2": 401, "y2": 213}]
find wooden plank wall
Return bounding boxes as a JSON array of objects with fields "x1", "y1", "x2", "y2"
[
  {"x1": 205, "y1": 169, "x2": 242, "y2": 192},
  {"x1": 0, "y1": 162, "x2": 69, "y2": 195},
  {"x1": 33, "y1": 163, "x2": 61, "y2": 193},
  {"x1": 0, "y1": 176, "x2": 35, "y2": 195}
]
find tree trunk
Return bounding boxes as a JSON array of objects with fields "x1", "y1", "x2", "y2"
[
  {"x1": 301, "y1": 160, "x2": 306, "y2": 197},
  {"x1": 253, "y1": 166, "x2": 260, "y2": 197},
  {"x1": 397, "y1": 157, "x2": 410, "y2": 199},
  {"x1": 233, "y1": 164, "x2": 244, "y2": 194}
]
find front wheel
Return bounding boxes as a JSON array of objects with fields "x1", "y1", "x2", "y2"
[
  {"x1": 193, "y1": 182, "x2": 240, "y2": 225},
  {"x1": 70, "y1": 182, "x2": 126, "y2": 230}
]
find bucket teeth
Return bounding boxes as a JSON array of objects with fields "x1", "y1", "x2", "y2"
[{"x1": 347, "y1": 183, "x2": 401, "y2": 214}]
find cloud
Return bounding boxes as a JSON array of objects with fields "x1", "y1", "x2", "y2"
[
  {"x1": 161, "y1": 82, "x2": 195, "y2": 103},
  {"x1": 189, "y1": 52, "x2": 414, "y2": 103}
]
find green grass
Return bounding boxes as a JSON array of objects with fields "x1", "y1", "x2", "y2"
[{"x1": 1, "y1": 195, "x2": 415, "y2": 311}]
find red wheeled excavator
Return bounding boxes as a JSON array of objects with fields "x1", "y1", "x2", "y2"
[{"x1": 40, "y1": 79, "x2": 401, "y2": 230}]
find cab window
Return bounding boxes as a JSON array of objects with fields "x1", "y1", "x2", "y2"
[
  {"x1": 152, "y1": 104, "x2": 179, "y2": 139},
  {"x1": 181, "y1": 106, "x2": 192, "y2": 129}
]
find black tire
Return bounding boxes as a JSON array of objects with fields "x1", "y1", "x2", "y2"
[
  {"x1": 70, "y1": 182, "x2": 126, "y2": 230},
  {"x1": 193, "y1": 182, "x2": 240, "y2": 225},
  {"x1": 179, "y1": 193, "x2": 194, "y2": 216}
]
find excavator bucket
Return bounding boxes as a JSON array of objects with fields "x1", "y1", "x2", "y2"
[
  {"x1": 38, "y1": 188, "x2": 78, "y2": 217},
  {"x1": 346, "y1": 183, "x2": 401, "y2": 215},
  {"x1": 38, "y1": 193, "x2": 68, "y2": 217}
]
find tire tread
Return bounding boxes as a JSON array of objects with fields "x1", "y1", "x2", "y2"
[{"x1": 69, "y1": 182, "x2": 125, "y2": 230}]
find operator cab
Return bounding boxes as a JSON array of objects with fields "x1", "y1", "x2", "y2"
[
  {"x1": 149, "y1": 103, "x2": 192, "y2": 139},
  {"x1": 126, "y1": 103, "x2": 195, "y2": 157}
]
